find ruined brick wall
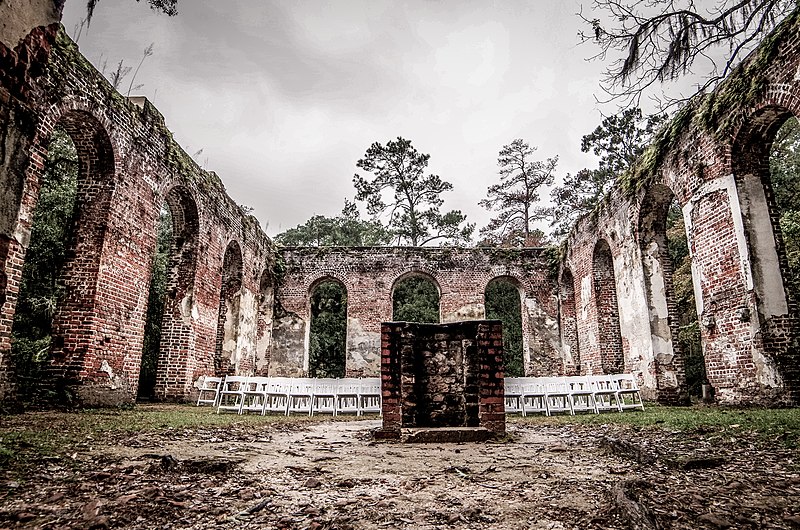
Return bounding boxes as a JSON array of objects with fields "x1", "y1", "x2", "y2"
[
  {"x1": 380, "y1": 320, "x2": 505, "y2": 437},
  {"x1": 274, "y1": 247, "x2": 561, "y2": 378},
  {"x1": 564, "y1": 9, "x2": 800, "y2": 405},
  {"x1": 0, "y1": 26, "x2": 277, "y2": 405}
]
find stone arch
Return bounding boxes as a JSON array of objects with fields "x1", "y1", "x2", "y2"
[
  {"x1": 307, "y1": 276, "x2": 348, "y2": 377},
  {"x1": 391, "y1": 270, "x2": 441, "y2": 323},
  {"x1": 214, "y1": 240, "x2": 243, "y2": 374},
  {"x1": 592, "y1": 239, "x2": 623, "y2": 374},
  {"x1": 152, "y1": 185, "x2": 201, "y2": 399},
  {"x1": 638, "y1": 183, "x2": 690, "y2": 403},
  {"x1": 37, "y1": 109, "x2": 118, "y2": 382},
  {"x1": 484, "y1": 275, "x2": 524, "y2": 376},
  {"x1": 732, "y1": 103, "x2": 800, "y2": 400},
  {"x1": 559, "y1": 266, "x2": 580, "y2": 374},
  {"x1": 254, "y1": 269, "x2": 274, "y2": 375}
]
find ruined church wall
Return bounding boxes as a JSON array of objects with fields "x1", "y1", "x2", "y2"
[
  {"x1": 0, "y1": 26, "x2": 276, "y2": 404},
  {"x1": 274, "y1": 247, "x2": 562, "y2": 378}
]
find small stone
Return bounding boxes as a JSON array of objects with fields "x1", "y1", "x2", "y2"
[{"x1": 304, "y1": 477, "x2": 322, "y2": 489}]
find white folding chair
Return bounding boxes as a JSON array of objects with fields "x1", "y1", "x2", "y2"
[
  {"x1": 264, "y1": 377, "x2": 292, "y2": 415},
  {"x1": 287, "y1": 378, "x2": 314, "y2": 416},
  {"x1": 588, "y1": 375, "x2": 622, "y2": 412},
  {"x1": 358, "y1": 378, "x2": 382, "y2": 415},
  {"x1": 566, "y1": 376, "x2": 598, "y2": 414},
  {"x1": 240, "y1": 376, "x2": 271, "y2": 414},
  {"x1": 216, "y1": 375, "x2": 249, "y2": 414},
  {"x1": 614, "y1": 374, "x2": 645, "y2": 411},
  {"x1": 311, "y1": 378, "x2": 338, "y2": 416},
  {"x1": 522, "y1": 378, "x2": 548, "y2": 416},
  {"x1": 544, "y1": 377, "x2": 573, "y2": 415},
  {"x1": 335, "y1": 378, "x2": 361, "y2": 416},
  {"x1": 196, "y1": 376, "x2": 222, "y2": 407},
  {"x1": 504, "y1": 377, "x2": 525, "y2": 415}
]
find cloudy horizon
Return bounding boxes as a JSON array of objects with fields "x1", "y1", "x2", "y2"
[{"x1": 61, "y1": 0, "x2": 625, "y2": 240}]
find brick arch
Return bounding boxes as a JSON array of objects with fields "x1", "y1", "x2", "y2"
[
  {"x1": 731, "y1": 100, "x2": 800, "y2": 401},
  {"x1": 592, "y1": 238, "x2": 623, "y2": 374},
  {"x1": 484, "y1": 275, "x2": 525, "y2": 376},
  {"x1": 391, "y1": 269, "x2": 441, "y2": 323},
  {"x1": 38, "y1": 107, "x2": 119, "y2": 387},
  {"x1": 638, "y1": 183, "x2": 690, "y2": 403},
  {"x1": 254, "y1": 269, "x2": 274, "y2": 375},
  {"x1": 307, "y1": 276, "x2": 348, "y2": 378},
  {"x1": 152, "y1": 185, "x2": 201, "y2": 398},
  {"x1": 214, "y1": 240, "x2": 244, "y2": 374},
  {"x1": 558, "y1": 266, "x2": 580, "y2": 374},
  {"x1": 305, "y1": 270, "x2": 350, "y2": 295}
]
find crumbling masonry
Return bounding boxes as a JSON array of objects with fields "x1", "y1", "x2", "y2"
[{"x1": 1, "y1": 1, "x2": 799, "y2": 407}]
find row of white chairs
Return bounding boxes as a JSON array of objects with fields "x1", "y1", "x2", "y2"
[
  {"x1": 503, "y1": 374, "x2": 644, "y2": 416},
  {"x1": 196, "y1": 376, "x2": 382, "y2": 416}
]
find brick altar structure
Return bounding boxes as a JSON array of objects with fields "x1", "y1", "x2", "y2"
[
  {"x1": 379, "y1": 321, "x2": 505, "y2": 440},
  {"x1": 1, "y1": 2, "x2": 800, "y2": 407}
]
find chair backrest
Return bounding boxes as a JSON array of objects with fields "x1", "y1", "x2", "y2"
[
  {"x1": 359, "y1": 378, "x2": 381, "y2": 395},
  {"x1": 613, "y1": 373, "x2": 639, "y2": 390},
  {"x1": 221, "y1": 375, "x2": 249, "y2": 391},
  {"x1": 199, "y1": 376, "x2": 222, "y2": 390},
  {"x1": 587, "y1": 374, "x2": 619, "y2": 392},
  {"x1": 313, "y1": 378, "x2": 338, "y2": 395}
]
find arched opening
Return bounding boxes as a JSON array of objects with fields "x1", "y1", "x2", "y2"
[
  {"x1": 308, "y1": 279, "x2": 347, "y2": 378},
  {"x1": 592, "y1": 239, "x2": 623, "y2": 374},
  {"x1": 215, "y1": 241, "x2": 243, "y2": 374},
  {"x1": 137, "y1": 206, "x2": 172, "y2": 400},
  {"x1": 10, "y1": 127, "x2": 78, "y2": 400},
  {"x1": 485, "y1": 277, "x2": 523, "y2": 377},
  {"x1": 559, "y1": 267, "x2": 580, "y2": 374},
  {"x1": 152, "y1": 186, "x2": 200, "y2": 399},
  {"x1": 639, "y1": 183, "x2": 692, "y2": 403},
  {"x1": 733, "y1": 108, "x2": 800, "y2": 400},
  {"x1": 255, "y1": 270, "x2": 274, "y2": 375},
  {"x1": 392, "y1": 273, "x2": 440, "y2": 323},
  {"x1": 47, "y1": 111, "x2": 116, "y2": 378}
]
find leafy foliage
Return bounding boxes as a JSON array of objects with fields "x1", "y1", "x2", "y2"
[
  {"x1": 770, "y1": 117, "x2": 800, "y2": 306},
  {"x1": 353, "y1": 137, "x2": 473, "y2": 246},
  {"x1": 581, "y1": 0, "x2": 798, "y2": 108},
  {"x1": 479, "y1": 139, "x2": 557, "y2": 246},
  {"x1": 485, "y1": 279, "x2": 524, "y2": 377},
  {"x1": 309, "y1": 281, "x2": 347, "y2": 378},
  {"x1": 86, "y1": 0, "x2": 178, "y2": 26},
  {"x1": 275, "y1": 200, "x2": 392, "y2": 247},
  {"x1": 550, "y1": 108, "x2": 664, "y2": 236},
  {"x1": 11, "y1": 129, "x2": 77, "y2": 400},
  {"x1": 392, "y1": 276, "x2": 439, "y2": 323},
  {"x1": 137, "y1": 208, "x2": 173, "y2": 399}
]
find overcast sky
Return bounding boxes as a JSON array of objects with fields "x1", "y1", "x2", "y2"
[{"x1": 61, "y1": 0, "x2": 618, "y2": 240}]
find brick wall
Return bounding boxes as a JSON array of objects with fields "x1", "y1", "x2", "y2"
[{"x1": 379, "y1": 320, "x2": 505, "y2": 437}]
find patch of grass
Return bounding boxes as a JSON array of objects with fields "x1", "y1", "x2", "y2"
[
  {"x1": 0, "y1": 404, "x2": 373, "y2": 472},
  {"x1": 511, "y1": 405, "x2": 800, "y2": 447}
]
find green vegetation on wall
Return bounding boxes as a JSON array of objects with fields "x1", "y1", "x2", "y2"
[{"x1": 392, "y1": 276, "x2": 439, "y2": 323}]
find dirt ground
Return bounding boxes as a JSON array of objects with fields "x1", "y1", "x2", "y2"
[{"x1": 1, "y1": 408, "x2": 799, "y2": 529}]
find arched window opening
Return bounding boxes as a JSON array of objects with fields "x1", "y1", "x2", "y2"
[
  {"x1": 485, "y1": 277, "x2": 523, "y2": 377},
  {"x1": 255, "y1": 271, "x2": 274, "y2": 375},
  {"x1": 769, "y1": 116, "x2": 800, "y2": 308},
  {"x1": 392, "y1": 274, "x2": 440, "y2": 323},
  {"x1": 308, "y1": 280, "x2": 347, "y2": 378},
  {"x1": 137, "y1": 206, "x2": 173, "y2": 400},
  {"x1": 559, "y1": 267, "x2": 579, "y2": 374},
  {"x1": 592, "y1": 239, "x2": 623, "y2": 374},
  {"x1": 640, "y1": 183, "x2": 693, "y2": 402},
  {"x1": 215, "y1": 241, "x2": 243, "y2": 374},
  {"x1": 10, "y1": 127, "x2": 77, "y2": 400}
]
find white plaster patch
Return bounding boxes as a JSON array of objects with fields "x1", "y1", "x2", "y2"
[{"x1": 580, "y1": 276, "x2": 591, "y2": 319}]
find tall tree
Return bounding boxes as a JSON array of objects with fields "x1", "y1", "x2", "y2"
[
  {"x1": 353, "y1": 137, "x2": 474, "y2": 246},
  {"x1": 549, "y1": 108, "x2": 664, "y2": 236},
  {"x1": 581, "y1": 0, "x2": 798, "y2": 108},
  {"x1": 275, "y1": 200, "x2": 392, "y2": 247},
  {"x1": 479, "y1": 139, "x2": 557, "y2": 246}
]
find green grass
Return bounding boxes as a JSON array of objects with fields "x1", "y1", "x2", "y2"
[
  {"x1": 0, "y1": 404, "x2": 375, "y2": 471},
  {"x1": 511, "y1": 404, "x2": 800, "y2": 447}
]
